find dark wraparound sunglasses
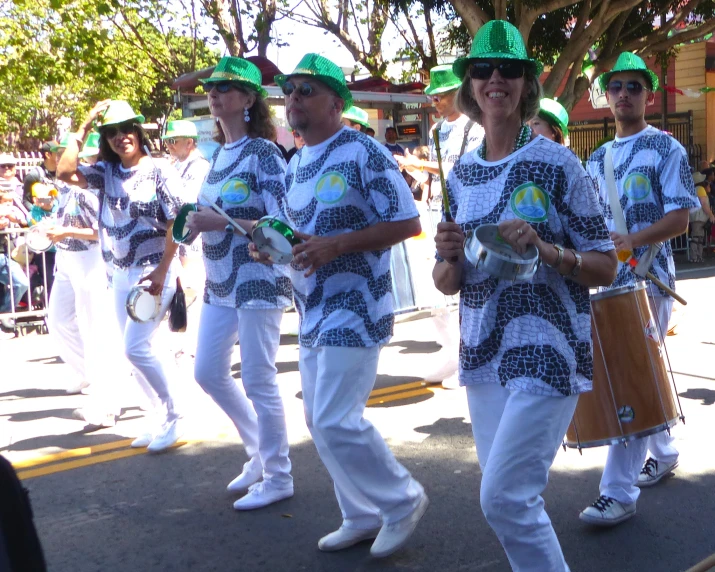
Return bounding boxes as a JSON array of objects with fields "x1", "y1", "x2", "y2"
[
  {"x1": 469, "y1": 61, "x2": 526, "y2": 80},
  {"x1": 281, "y1": 81, "x2": 319, "y2": 98},
  {"x1": 209, "y1": 81, "x2": 245, "y2": 94},
  {"x1": 1, "y1": 164, "x2": 14, "y2": 169},
  {"x1": 100, "y1": 122, "x2": 136, "y2": 139},
  {"x1": 607, "y1": 80, "x2": 646, "y2": 96},
  {"x1": 165, "y1": 138, "x2": 186, "y2": 145}
]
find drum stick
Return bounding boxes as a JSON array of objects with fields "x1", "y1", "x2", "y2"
[
  {"x1": 198, "y1": 193, "x2": 249, "y2": 237},
  {"x1": 685, "y1": 553, "x2": 715, "y2": 572},
  {"x1": 638, "y1": 270, "x2": 687, "y2": 306},
  {"x1": 432, "y1": 124, "x2": 453, "y2": 223}
]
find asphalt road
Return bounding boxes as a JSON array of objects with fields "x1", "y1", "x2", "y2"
[{"x1": 1, "y1": 275, "x2": 715, "y2": 572}]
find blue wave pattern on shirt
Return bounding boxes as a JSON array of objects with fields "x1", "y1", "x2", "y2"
[
  {"x1": 78, "y1": 160, "x2": 183, "y2": 269},
  {"x1": 284, "y1": 127, "x2": 418, "y2": 348},
  {"x1": 200, "y1": 137, "x2": 291, "y2": 309},
  {"x1": 448, "y1": 137, "x2": 613, "y2": 396},
  {"x1": 54, "y1": 182, "x2": 99, "y2": 252},
  {"x1": 587, "y1": 126, "x2": 698, "y2": 296}
]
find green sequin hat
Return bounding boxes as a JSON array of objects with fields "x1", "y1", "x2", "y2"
[
  {"x1": 274, "y1": 53, "x2": 353, "y2": 111},
  {"x1": 453, "y1": 20, "x2": 543, "y2": 80},
  {"x1": 79, "y1": 132, "x2": 100, "y2": 159},
  {"x1": 96, "y1": 100, "x2": 145, "y2": 128},
  {"x1": 199, "y1": 57, "x2": 268, "y2": 98},
  {"x1": 342, "y1": 105, "x2": 370, "y2": 129},
  {"x1": 424, "y1": 65, "x2": 462, "y2": 95},
  {"x1": 597, "y1": 52, "x2": 659, "y2": 93},
  {"x1": 538, "y1": 98, "x2": 569, "y2": 136},
  {"x1": 161, "y1": 120, "x2": 199, "y2": 140}
]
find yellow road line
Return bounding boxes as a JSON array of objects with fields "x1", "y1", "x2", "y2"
[
  {"x1": 367, "y1": 387, "x2": 434, "y2": 406},
  {"x1": 17, "y1": 441, "x2": 190, "y2": 480},
  {"x1": 369, "y1": 380, "x2": 428, "y2": 397},
  {"x1": 12, "y1": 439, "x2": 135, "y2": 470}
]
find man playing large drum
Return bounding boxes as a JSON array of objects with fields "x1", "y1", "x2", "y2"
[
  {"x1": 433, "y1": 20, "x2": 617, "y2": 571},
  {"x1": 580, "y1": 53, "x2": 699, "y2": 527}
]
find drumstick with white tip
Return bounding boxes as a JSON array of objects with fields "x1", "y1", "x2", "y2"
[{"x1": 198, "y1": 193, "x2": 250, "y2": 237}]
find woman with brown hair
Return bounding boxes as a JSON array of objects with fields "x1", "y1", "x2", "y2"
[{"x1": 184, "y1": 57, "x2": 294, "y2": 511}]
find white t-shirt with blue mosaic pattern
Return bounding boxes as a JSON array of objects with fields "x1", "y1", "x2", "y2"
[
  {"x1": 199, "y1": 137, "x2": 291, "y2": 309},
  {"x1": 54, "y1": 181, "x2": 100, "y2": 252},
  {"x1": 587, "y1": 126, "x2": 698, "y2": 297},
  {"x1": 79, "y1": 159, "x2": 183, "y2": 269},
  {"x1": 446, "y1": 136, "x2": 613, "y2": 396},
  {"x1": 284, "y1": 126, "x2": 419, "y2": 348}
]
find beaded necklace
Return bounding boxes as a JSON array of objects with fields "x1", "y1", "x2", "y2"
[{"x1": 477, "y1": 124, "x2": 531, "y2": 161}]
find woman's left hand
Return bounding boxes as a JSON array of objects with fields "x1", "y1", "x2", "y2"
[
  {"x1": 139, "y1": 266, "x2": 168, "y2": 296},
  {"x1": 292, "y1": 232, "x2": 341, "y2": 277},
  {"x1": 497, "y1": 219, "x2": 544, "y2": 255},
  {"x1": 186, "y1": 206, "x2": 225, "y2": 234}
]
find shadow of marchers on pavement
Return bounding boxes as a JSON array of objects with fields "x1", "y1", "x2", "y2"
[{"x1": 679, "y1": 388, "x2": 715, "y2": 406}]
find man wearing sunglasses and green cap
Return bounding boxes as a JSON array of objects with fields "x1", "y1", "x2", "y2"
[
  {"x1": 581, "y1": 52, "x2": 699, "y2": 527},
  {"x1": 162, "y1": 120, "x2": 209, "y2": 201},
  {"x1": 268, "y1": 53, "x2": 428, "y2": 558}
]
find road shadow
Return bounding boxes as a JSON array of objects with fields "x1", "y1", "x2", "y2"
[
  {"x1": 0, "y1": 388, "x2": 70, "y2": 400},
  {"x1": 385, "y1": 340, "x2": 441, "y2": 355},
  {"x1": 25, "y1": 355, "x2": 63, "y2": 365},
  {"x1": 231, "y1": 360, "x2": 299, "y2": 379},
  {"x1": 679, "y1": 388, "x2": 715, "y2": 406}
]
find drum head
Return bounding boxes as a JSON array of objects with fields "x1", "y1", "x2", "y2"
[
  {"x1": 26, "y1": 227, "x2": 53, "y2": 253},
  {"x1": 253, "y1": 218, "x2": 299, "y2": 264},
  {"x1": 172, "y1": 204, "x2": 197, "y2": 245},
  {"x1": 128, "y1": 288, "x2": 159, "y2": 322}
]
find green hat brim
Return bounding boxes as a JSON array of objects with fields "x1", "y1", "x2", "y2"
[
  {"x1": 424, "y1": 83, "x2": 460, "y2": 96},
  {"x1": 274, "y1": 74, "x2": 353, "y2": 111},
  {"x1": 538, "y1": 109, "x2": 568, "y2": 136},
  {"x1": 598, "y1": 68, "x2": 659, "y2": 93},
  {"x1": 199, "y1": 77, "x2": 268, "y2": 99},
  {"x1": 453, "y1": 55, "x2": 543, "y2": 82},
  {"x1": 347, "y1": 118, "x2": 371, "y2": 129},
  {"x1": 78, "y1": 149, "x2": 99, "y2": 159}
]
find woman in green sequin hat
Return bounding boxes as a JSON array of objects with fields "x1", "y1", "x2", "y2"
[
  {"x1": 530, "y1": 98, "x2": 569, "y2": 145},
  {"x1": 433, "y1": 20, "x2": 617, "y2": 571}
]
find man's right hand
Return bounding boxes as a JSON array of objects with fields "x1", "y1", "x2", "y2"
[{"x1": 435, "y1": 221, "x2": 465, "y2": 264}]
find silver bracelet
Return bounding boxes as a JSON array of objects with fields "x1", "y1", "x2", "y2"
[
  {"x1": 570, "y1": 249, "x2": 583, "y2": 277},
  {"x1": 545, "y1": 244, "x2": 564, "y2": 269}
]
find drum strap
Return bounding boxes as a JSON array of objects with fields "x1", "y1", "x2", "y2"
[{"x1": 604, "y1": 145, "x2": 629, "y2": 235}]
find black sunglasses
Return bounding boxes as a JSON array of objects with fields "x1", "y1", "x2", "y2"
[
  {"x1": 469, "y1": 61, "x2": 526, "y2": 80},
  {"x1": 101, "y1": 122, "x2": 136, "y2": 139},
  {"x1": 165, "y1": 138, "x2": 186, "y2": 145},
  {"x1": 607, "y1": 80, "x2": 646, "y2": 96},
  {"x1": 208, "y1": 81, "x2": 245, "y2": 94},
  {"x1": 281, "y1": 81, "x2": 318, "y2": 98},
  {"x1": 0, "y1": 164, "x2": 14, "y2": 169}
]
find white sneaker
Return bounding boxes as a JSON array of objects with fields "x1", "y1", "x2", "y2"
[
  {"x1": 72, "y1": 408, "x2": 117, "y2": 428},
  {"x1": 232, "y1": 481, "x2": 293, "y2": 511},
  {"x1": 637, "y1": 457, "x2": 678, "y2": 487},
  {"x1": 131, "y1": 433, "x2": 154, "y2": 448},
  {"x1": 579, "y1": 495, "x2": 636, "y2": 527},
  {"x1": 146, "y1": 420, "x2": 182, "y2": 453},
  {"x1": 318, "y1": 525, "x2": 381, "y2": 552},
  {"x1": 370, "y1": 494, "x2": 429, "y2": 558},
  {"x1": 441, "y1": 371, "x2": 460, "y2": 390},
  {"x1": 66, "y1": 380, "x2": 90, "y2": 395},
  {"x1": 227, "y1": 457, "x2": 263, "y2": 492}
]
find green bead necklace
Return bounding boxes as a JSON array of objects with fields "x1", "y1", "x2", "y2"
[{"x1": 478, "y1": 124, "x2": 532, "y2": 161}]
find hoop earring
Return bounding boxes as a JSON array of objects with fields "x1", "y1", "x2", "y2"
[{"x1": 244, "y1": 108, "x2": 250, "y2": 123}]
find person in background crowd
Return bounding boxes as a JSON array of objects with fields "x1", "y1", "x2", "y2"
[
  {"x1": 23, "y1": 141, "x2": 59, "y2": 211},
  {"x1": 57, "y1": 99, "x2": 186, "y2": 454},
  {"x1": 0, "y1": 154, "x2": 23, "y2": 204},
  {"x1": 530, "y1": 98, "x2": 569, "y2": 145},
  {"x1": 365, "y1": 127, "x2": 375, "y2": 137},
  {"x1": 384, "y1": 127, "x2": 405, "y2": 157},
  {"x1": 435, "y1": 20, "x2": 616, "y2": 569},
  {"x1": 0, "y1": 190, "x2": 29, "y2": 333},
  {"x1": 263, "y1": 52, "x2": 427, "y2": 558},
  {"x1": 78, "y1": 132, "x2": 101, "y2": 165},
  {"x1": 162, "y1": 120, "x2": 210, "y2": 200},
  {"x1": 285, "y1": 130, "x2": 304, "y2": 163},
  {"x1": 689, "y1": 170, "x2": 715, "y2": 262},
  {"x1": 408, "y1": 145, "x2": 430, "y2": 202},
  {"x1": 26, "y1": 182, "x2": 59, "y2": 299},
  {"x1": 342, "y1": 105, "x2": 371, "y2": 133}
]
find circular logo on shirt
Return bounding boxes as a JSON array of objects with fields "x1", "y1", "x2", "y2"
[
  {"x1": 510, "y1": 182, "x2": 550, "y2": 223},
  {"x1": 623, "y1": 172, "x2": 651, "y2": 201},
  {"x1": 314, "y1": 172, "x2": 347, "y2": 204},
  {"x1": 220, "y1": 178, "x2": 250, "y2": 205}
]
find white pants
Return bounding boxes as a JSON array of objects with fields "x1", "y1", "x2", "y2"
[
  {"x1": 112, "y1": 264, "x2": 180, "y2": 425},
  {"x1": 300, "y1": 345, "x2": 424, "y2": 529},
  {"x1": 600, "y1": 293, "x2": 678, "y2": 505},
  {"x1": 194, "y1": 304, "x2": 292, "y2": 487},
  {"x1": 48, "y1": 248, "x2": 122, "y2": 411},
  {"x1": 467, "y1": 383, "x2": 578, "y2": 572}
]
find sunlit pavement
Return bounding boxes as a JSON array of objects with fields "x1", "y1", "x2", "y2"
[{"x1": 1, "y1": 272, "x2": 714, "y2": 572}]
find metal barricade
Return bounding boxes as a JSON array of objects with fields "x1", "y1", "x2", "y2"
[{"x1": 0, "y1": 227, "x2": 50, "y2": 335}]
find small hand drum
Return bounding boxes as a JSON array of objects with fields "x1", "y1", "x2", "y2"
[
  {"x1": 464, "y1": 224, "x2": 540, "y2": 281},
  {"x1": 26, "y1": 226, "x2": 54, "y2": 253},
  {"x1": 172, "y1": 203, "x2": 198, "y2": 245},
  {"x1": 126, "y1": 286, "x2": 160, "y2": 323},
  {"x1": 251, "y1": 217, "x2": 301, "y2": 265}
]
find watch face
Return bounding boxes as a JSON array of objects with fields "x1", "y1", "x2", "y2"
[{"x1": 225, "y1": 224, "x2": 234, "y2": 233}]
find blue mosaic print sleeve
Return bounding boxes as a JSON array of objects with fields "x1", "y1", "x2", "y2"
[
  {"x1": 154, "y1": 160, "x2": 184, "y2": 221},
  {"x1": 199, "y1": 137, "x2": 291, "y2": 310},
  {"x1": 78, "y1": 162, "x2": 106, "y2": 193},
  {"x1": 54, "y1": 182, "x2": 100, "y2": 252},
  {"x1": 363, "y1": 143, "x2": 419, "y2": 224},
  {"x1": 658, "y1": 143, "x2": 698, "y2": 214}
]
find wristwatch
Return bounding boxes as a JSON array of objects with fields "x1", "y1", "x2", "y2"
[{"x1": 225, "y1": 223, "x2": 234, "y2": 235}]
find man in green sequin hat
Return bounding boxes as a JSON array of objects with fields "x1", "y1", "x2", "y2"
[
  {"x1": 341, "y1": 105, "x2": 371, "y2": 132},
  {"x1": 275, "y1": 53, "x2": 353, "y2": 112}
]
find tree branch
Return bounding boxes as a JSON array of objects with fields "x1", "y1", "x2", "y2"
[{"x1": 449, "y1": 0, "x2": 489, "y2": 36}]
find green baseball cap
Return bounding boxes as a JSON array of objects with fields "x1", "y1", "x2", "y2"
[
  {"x1": 342, "y1": 105, "x2": 370, "y2": 129},
  {"x1": 453, "y1": 20, "x2": 543, "y2": 81},
  {"x1": 274, "y1": 53, "x2": 353, "y2": 111},
  {"x1": 97, "y1": 100, "x2": 145, "y2": 128},
  {"x1": 538, "y1": 98, "x2": 569, "y2": 136},
  {"x1": 199, "y1": 56, "x2": 268, "y2": 98},
  {"x1": 57, "y1": 132, "x2": 73, "y2": 149},
  {"x1": 597, "y1": 52, "x2": 659, "y2": 93},
  {"x1": 161, "y1": 120, "x2": 199, "y2": 140},
  {"x1": 79, "y1": 132, "x2": 100, "y2": 159},
  {"x1": 424, "y1": 65, "x2": 462, "y2": 96}
]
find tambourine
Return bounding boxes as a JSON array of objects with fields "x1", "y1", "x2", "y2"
[
  {"x1": 464, "y1": 224, "x2": 540, "y2": 281},
  {"x1": 172, "y1": 203, "x2": 198, "y2": 245},
  {"x1": 251, "y1": 217, "x2": 301, "y2": 265},
  {"x1": 26, "y1": 226, "x2": 54, "y2": 253},
  {"x1": 126, "y1": 285, "x2": 160, "y2": 323}
]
